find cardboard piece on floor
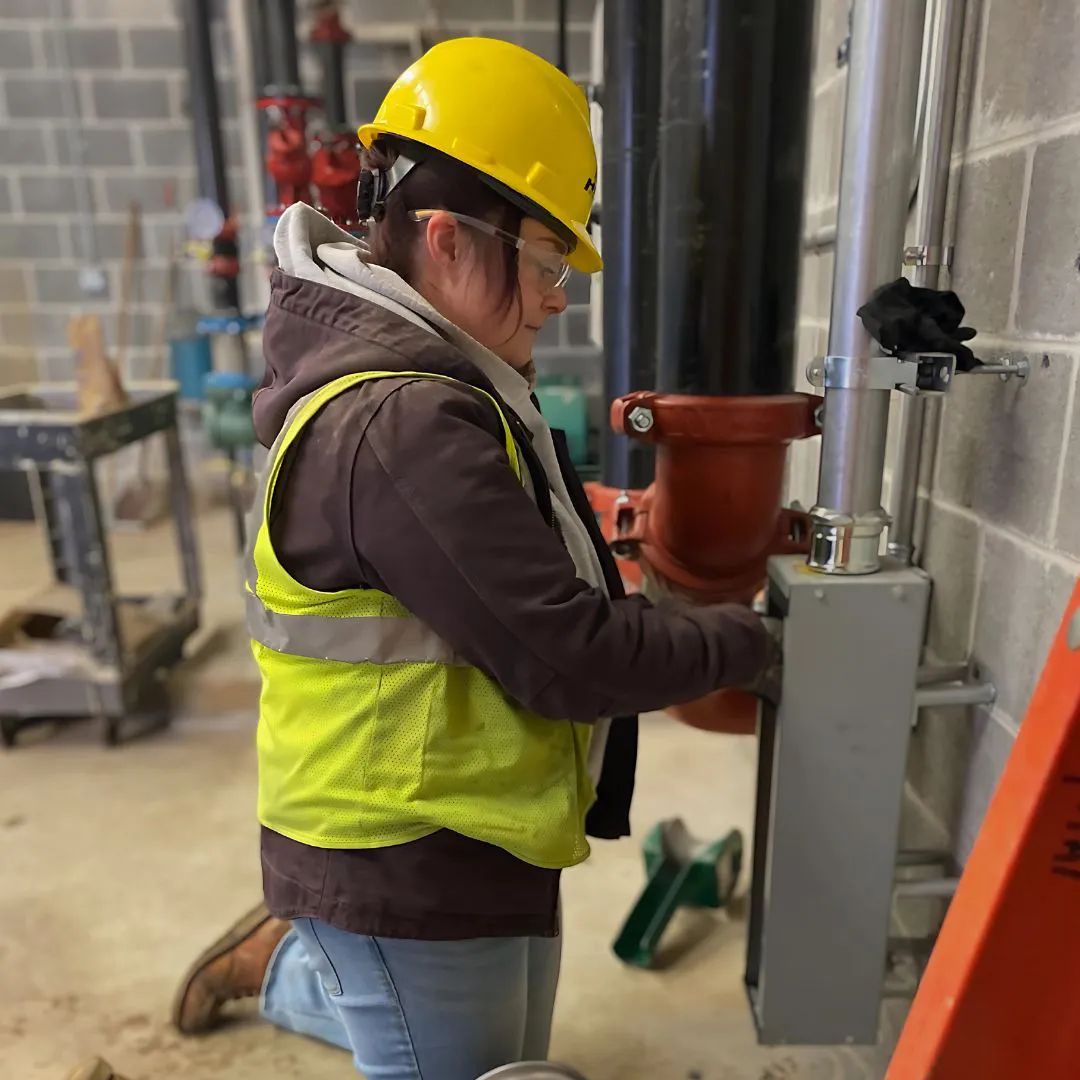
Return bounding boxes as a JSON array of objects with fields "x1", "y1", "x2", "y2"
[{"x1": 67, "y1": 314, "x2": 127, "y2": 418}]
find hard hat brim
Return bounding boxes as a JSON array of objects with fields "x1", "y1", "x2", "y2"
[
  {"x1": 566, "y1": 218, "x2": 602, "y2": 275},
  {"x1": 358, "y1": 121, "x2": 603, "y2": 275}
]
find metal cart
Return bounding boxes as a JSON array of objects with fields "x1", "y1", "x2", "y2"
[{"x1": 0, "y1": 382, "x2": 202, "y2": 746}]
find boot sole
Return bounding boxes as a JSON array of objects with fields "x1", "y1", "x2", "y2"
[{"x1": 171, "y1": 902, "x2": 274, "y2": 1034}]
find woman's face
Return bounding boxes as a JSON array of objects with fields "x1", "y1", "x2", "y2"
[{"x1": 416, "y1": 214, "x2": 570, "y2": 372}]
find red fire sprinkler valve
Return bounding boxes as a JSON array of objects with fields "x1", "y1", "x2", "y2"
[
  {"x1": 311, "y1": 133, "x2": 364, "y2": 232},
  {"x1": 258, "y1": 91, "x2": 316, "y2": 219}
]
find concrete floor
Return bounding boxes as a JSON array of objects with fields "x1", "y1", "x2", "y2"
[{"x1": 0, "y1": 512, "x2": 898, "y2": 1080}]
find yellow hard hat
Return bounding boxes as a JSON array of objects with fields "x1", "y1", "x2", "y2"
[{"x1": 358, "y1": 37, "x2": 601, "y2": 274}]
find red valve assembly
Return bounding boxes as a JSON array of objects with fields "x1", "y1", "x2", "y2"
[
  {"x1": 259, "y1": 92, "x2": 316, "y2": 218},
  {"x1": 310, "y1": 132, "x2": 364, "y2": 231},
  {"x1": 591, "y1": 391, "x2": 820, "y2": 734},
  {"x1": 308, "y1": 6, "x2": 364, "y2": 232}
]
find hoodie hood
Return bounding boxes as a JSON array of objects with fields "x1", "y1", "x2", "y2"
[{"x1": 255, "y1": 203, "x2": 536, "y2": 448}]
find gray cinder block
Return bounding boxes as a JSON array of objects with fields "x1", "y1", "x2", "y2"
[
  {"x1": 4, "y1": 77, "x2": 67, "y2": 119},
  {"x1": 955, "y1": 708, "x2": 1017, "y2": 864},
  {"x1": 976, "y1": 0, "x2": 1080, "y2": 139},
  {"x1": 0, "y1": 221, "x2": 65, "y2": 259},
  {"x1": 972, "y1": 531, "x2": 1074, "y2": 724},
  {"x1": 1016, "y1": 135, "x2": 1080, "y2": 337},
  {"x1": 0, "y1": 129, "x2": 51, "y2": 167},
  {"x1": 935, "y1": 351, "x2": 1069, "y2": 542},
  {"x1": 90, "y1": 75, "x2": 171, "y2": 120},
  {"x1": 128, "y1": 26, "x2": 183, "y2": 69},
  {"x1": 17, "y1": 173, "x2": 78, "y2": 215},
  {"x1": 922, "y1": 500, "x2": 982, "y2": 662},
  {"x1": 949, "y1": 151, "x2": 1025, "y2": 336}
]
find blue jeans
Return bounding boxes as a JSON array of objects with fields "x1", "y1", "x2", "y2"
[{"x1": 261, "y1": 919, "x2": 562, "y2": 1080}]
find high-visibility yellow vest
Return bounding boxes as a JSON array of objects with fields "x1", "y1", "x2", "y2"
[{"x1": 247, "y1": 371, "x2": 595, "y2": 870}]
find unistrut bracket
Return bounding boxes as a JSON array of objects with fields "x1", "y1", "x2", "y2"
[{"x1": 806, "y1": 352, "x2": 956, "y2": 395}]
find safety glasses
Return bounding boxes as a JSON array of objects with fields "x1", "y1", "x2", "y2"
[{"x1": 409, "y1": 209, "x2": 572, "y2": 291}]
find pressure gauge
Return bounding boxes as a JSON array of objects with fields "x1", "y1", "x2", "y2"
[{"x1": 184, "y1": 198, "x2": 225, "y2": 242}]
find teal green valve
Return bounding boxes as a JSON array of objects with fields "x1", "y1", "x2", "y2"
[
  {"x1": 534, "y1": 374, "x2": 589, "y2": 467},
  {"x1": 201, "y1": 371, "x2": 259, "y2": 554},
  {"x1": 201, "y1": 371, "x2": 258, "y2": 451},
  {"x1": 612, "y1": 818, "x2": 743, "y2": 969}
]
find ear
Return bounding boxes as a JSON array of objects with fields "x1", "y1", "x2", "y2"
[{"x1": 422, "y1": 211, "x2": 459, "y2": 274}]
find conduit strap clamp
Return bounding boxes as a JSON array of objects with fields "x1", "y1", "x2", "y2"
[
  {"x1": 806, "y1": 352, "x2": 956, "y2": 395},
  {"x1": 903, "y1": 244, "x2": 954, "y2": 270}
]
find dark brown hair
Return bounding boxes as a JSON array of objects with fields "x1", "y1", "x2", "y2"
[{"x1": 360, "y1": 137, "x2": 524, "y2": 317}]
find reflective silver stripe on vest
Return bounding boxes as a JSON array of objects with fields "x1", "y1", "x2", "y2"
[{"x1": 245, "y1": 591, "x2": 464, "y2": 665}]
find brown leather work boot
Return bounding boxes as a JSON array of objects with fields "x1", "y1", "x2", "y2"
[
  {"x1": 172, "y1": 901, "x2": 291, "y2": 1035},
  {"x1": 66, "y1": 1059, "x2": 128, "y2": 1080}
]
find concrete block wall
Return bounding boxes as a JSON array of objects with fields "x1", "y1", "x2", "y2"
[
  {"x1": 0, "y1": 0, "x2": 600, "y2": 394},
  {"x1": 790, "y1": 0, "x2": 1080, "y2": 864}
]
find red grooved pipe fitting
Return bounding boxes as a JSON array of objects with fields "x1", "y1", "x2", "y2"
[
  {"x1": 610, "y1": 391, "x2": 820, "y2": 604},
  {"x1": 606, "y1": 390, "x2": 820, "y2": 735}
]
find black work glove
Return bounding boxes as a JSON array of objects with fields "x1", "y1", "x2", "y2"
[{"x1": 857, "y1": 277, "x2": 982, "y2": 372}]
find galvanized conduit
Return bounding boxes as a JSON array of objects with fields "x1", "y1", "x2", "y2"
[
  {"x1": 887, "y1": 0, "x2": 967, "y2": 565},
  {"x1": 914, "y1": 681, "x2": 996, "y2": 709},
  {"x1": 808, "y1": 0, "x2": 926, "y2": 574}
]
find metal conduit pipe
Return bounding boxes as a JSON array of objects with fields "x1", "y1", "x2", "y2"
[
  {"x1": 808, "y1": 0, "x2": 926, "y2": 574},
  {"x1": 887, "y1": 0, "x2": 968, "y2": 565},
  {"x1": 915, "y1": 681, "x2": 997, "y2": 709},
  {"x1": 894, "y1": 877, "x2": 959, "y2": 899},
  {"x1": 180, "y1": 0, "x2": 240, "y2": 314},
  {"x1": 599, "y1": 0, "x2": 662, "y2": 490}
]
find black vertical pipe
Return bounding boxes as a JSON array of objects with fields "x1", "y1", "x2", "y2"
[
  {"x1": 655, "y1": 0, "x2": 813, "y2": 396},
  {"x1": 265, "y1": 0, "x2": 301, "y2": 88},
  {"x1": 246, "y1": 0, "x2": 270, "y2": 94},
  {"x1": 557, "y1": 0, "x2": 569, "y2": 74},
  {"x1": 760, "y1": 0, "x2": 815, "y2": 387},
  {"x1": 179, "y1": 0, "x2": 239, "y2": 312},
  {"x1": 181, "y1": 0, "x2": 229, "y2": 216},
  {"x1": 321, "y1": 39, "x2": 348, "y2": 130},
  {"x1": 600, "y1": 0, "x2": 662, "y2": 490},
  {"x1": 654, "y1": 0, "x2": 706, "y2": 395}
]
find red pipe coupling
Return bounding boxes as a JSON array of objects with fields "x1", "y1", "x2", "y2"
[
  {"x1": 610, "y1": 390, "x2": 820, "y2": 604},
  {"x1": 603, "y1": 390, "x2": 820, "y2": 735}
]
